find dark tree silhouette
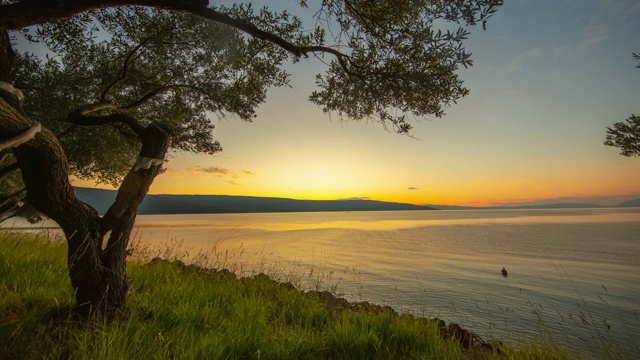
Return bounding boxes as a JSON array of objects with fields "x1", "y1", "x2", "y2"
[
  {"x1": 604, "y1": 53, "x2": 640, "y2": 157},
  {"x1": 605, "y1": 114, "x2": 640, "y2": 157}
]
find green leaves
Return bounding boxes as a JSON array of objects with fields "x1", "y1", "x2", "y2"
[
  {"x1": 604, "y1": 52, "x2": 639, "y2": 158},
  {"x1": 13, "y1": 6, "x2": 296, "y2": 183},
  {"x1": 605, "y1": 114, "x2": 640, "y2": 157},
  {"x1": 306, "y1": 0, "x2": 500, "y2": 134}
]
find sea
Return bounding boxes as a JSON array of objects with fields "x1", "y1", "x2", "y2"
[{"x1": 4, "y1": 208, "x2": 640, "y2": 357}]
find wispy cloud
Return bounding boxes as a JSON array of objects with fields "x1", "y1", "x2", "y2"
[
  {"x1": 576, "y1": 24, "x2": 608, "y2": 52},
  {"x1": 602, "y1": 0, "x2": 640, "y2": 18},
  {"x1": 190, "y1": 166, "x2": 229, "y2": 175},
  {"x1": 168, "y1": 165, "x2": 256, "y2": 185},
  {"x1": 500, "y1": 47, "x2": 542, "y2": 75},
  {"x1": 408, "y1": 187, "x2": 419, "y2": 190}
]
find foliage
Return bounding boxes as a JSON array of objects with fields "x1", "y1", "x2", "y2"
[
  {"x1": 14, "y1": 7, "x2": 293, "y2": 184},
  {"x1": 604, "y1": 114, "x2": 640, "y2": 157},
  {"x1": 307, "y1": 0, "x2": 501, "y2": 133},
  {"x1": 604, "y1": 52, "x2": 640, "y2": 157}
]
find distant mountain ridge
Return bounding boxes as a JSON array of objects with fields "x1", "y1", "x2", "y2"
[
  {"x1": 74, "y1": 187, "x2": 436, "y2": 215},
  {"x1": 426, "y1": 201, "x2": 640, "y2": 210},
  {"x1": 74, "y1": 187, "x2": 640, "y2": 215},
  {"x1": 617, "y1": 199, "x2": 640, "y2": 207}
]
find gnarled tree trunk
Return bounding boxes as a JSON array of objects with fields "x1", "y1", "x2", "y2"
[{"x1": 1, "y1": 76, "x2": 170, "y2": 317}]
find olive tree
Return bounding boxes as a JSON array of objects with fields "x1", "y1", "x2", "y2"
[
  {"x1": 604, "y1": 53, "x2": 640, "y2": 157},
  {"x1": 0, "y1": 0, "x2": 502, "y2": 316}
]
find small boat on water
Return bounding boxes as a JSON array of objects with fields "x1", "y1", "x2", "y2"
[{"x1": 501, "y1": 267, "x2": 508, "y2": 277}]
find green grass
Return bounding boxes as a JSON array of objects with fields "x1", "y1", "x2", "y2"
[{"x1": 0, "y1": 231, "x2": 587, "y2": 359}]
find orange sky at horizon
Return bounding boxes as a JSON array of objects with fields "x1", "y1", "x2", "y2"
[{"x1": 72, "y1": 157, "x2": 640, "y2": 207}]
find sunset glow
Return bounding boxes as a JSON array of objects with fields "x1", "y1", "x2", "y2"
[{"x1": 71, "y1": 0, "x2": 640, "y2": 207}]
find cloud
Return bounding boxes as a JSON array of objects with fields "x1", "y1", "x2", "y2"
[
  {"x1": 576, "y1": 24, "x2": 607, "y2": 52},
  {"x1": 190, "y1": 166, "x2": 229, "y2": 175},
  {"x1": 602, "y1": 0, "x2": 640, "y2": 18},
  {"x1": 408, "y1": 187, "x2": 419, "y2": 190},
  {"x1": 339, "y1": 197, "x2": 372, "y2": 201},
  {"x1": 552, "y1": 23, "x2": 608, "y2": 61},
  {"x1": 171, "y1": 166, "x2": 256, "y2": 183},
  {"x1": 501, "y1": 47, "x2": 542, "y2": 75}
]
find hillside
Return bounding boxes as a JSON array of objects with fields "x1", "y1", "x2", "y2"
[
  {"x1": 617, "y1": 199, "x2": 640, "y2": 207},
  {"x1": 74, "y1": 187, "x2": 436, "y2": 215},
  {"x1": 73, "y1": 187, "x2": 639, "y2": 214}
]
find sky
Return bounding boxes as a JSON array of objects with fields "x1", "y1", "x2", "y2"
[{"x1": 73, "y1": 0, "x2": 640, "y2": 207}]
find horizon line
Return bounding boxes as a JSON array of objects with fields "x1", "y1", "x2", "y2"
[{"x1": 73, "y1": 186, "x2": 640, "y2": 208}]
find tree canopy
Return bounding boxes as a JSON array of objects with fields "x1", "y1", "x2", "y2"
[
  {"x1": 14, "y1": 6, "x2": 293, "y2": 184},
  {"x1": 604, "y1": 52, "x2": 640, "y2": 157},
  {"x1": 605, "y1": 114, "x2": 640, "y2": 157}
]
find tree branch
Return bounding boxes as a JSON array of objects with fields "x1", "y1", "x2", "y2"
[
  {"x1": 121, "y1": 84, "x2": 216, "y2": 110},
  {"x1": 0, "y1": 0, "x2": 206, "y2": 30},
  {"x1": 0, "y1": 95, "x2": 100, "y2": 235},
  {"x1": 101, "y1": 37, "x2": 151, "y2": 102},
  {"x1": 67, "y1": 101, "x2": 146, "y2": 137},
  {"x1": 100, "y1": 123, "x2": 170, "y2": 231},
  {"x1": 0, "y1": 0, "x2": 352, "y2": 72}
]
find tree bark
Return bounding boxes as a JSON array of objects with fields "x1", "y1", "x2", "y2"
[
  {"x1": 96, "y1": 123, "x2": 170, "y2": 312},
  {"x1": 0, "y1": 30, "x2": 15, "y2": 81},
  {"x1": 1, "y1": 88, "x2": 105, "y2": 310},
  {"x1": 1, "y1": 80, "x2": 170, "y2": 317}
]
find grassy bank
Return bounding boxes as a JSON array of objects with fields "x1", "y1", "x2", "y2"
[{"x1": 1, "y1": 231, "x2": 579, "y2": 359}]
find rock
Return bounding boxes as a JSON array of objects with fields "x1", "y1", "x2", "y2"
[{"x1": 443, "y1": 322, "x2": 485, "y2": 349}]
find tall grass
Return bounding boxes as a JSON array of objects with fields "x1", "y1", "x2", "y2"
[{"x1": 1, "y1": 231, "x2": 587, "y2": 359}]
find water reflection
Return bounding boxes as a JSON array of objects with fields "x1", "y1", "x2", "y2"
[
  {"x1": 125, "y1": 209, "x2": 640, "y2": 358},
  {"x1": 131, "y1": 208, "x2": 640, "y2": 231}
]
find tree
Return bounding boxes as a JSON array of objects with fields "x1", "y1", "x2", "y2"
[
  {"x1": 604, "y1": 53, "x2": 640, "y2": 157},
  {"x1": 605, "y1": 114, "x2": 640, "y2": 157},
  {"x1": 0, "y1": 0, "x2": 502, "y2": 317}
]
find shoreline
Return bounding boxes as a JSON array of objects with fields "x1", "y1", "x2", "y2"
[{"x1": 151, "y1": 257, "x2": 504, "y2": 354}]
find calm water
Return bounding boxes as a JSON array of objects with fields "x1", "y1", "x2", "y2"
[
  {"x1": 127, "y1": 208, "x2": 640, "y2": 357},
  {"x1": 6, "y1": 208, "x2": 640, "y2": 357}
]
